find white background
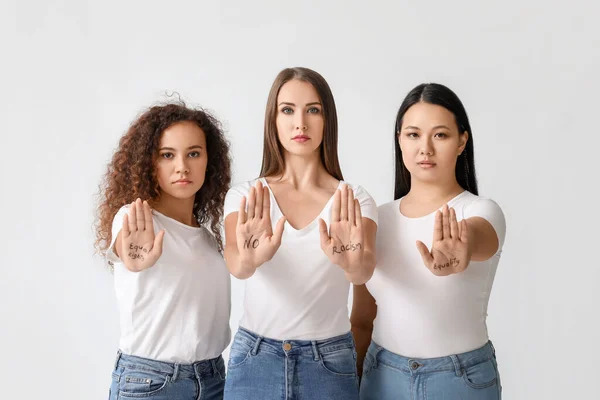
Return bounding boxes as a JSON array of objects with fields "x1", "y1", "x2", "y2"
[{"x1": 1, "y1": 1, "x2": 598, "y2": 398}]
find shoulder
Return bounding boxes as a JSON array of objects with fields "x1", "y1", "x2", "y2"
[
  {"x1": 343, "y1": 181, "x2": 373, "y2": 200},
  {"x1": 455, "y1": 192, "x2": 504, "y2": 218},
  {"x1": 377, "y1": 199, "x2": 400, "y2": 216}
]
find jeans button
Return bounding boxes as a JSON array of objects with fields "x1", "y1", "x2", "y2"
[
  {"x1": 411, "y1": 361, "x2": 419, "y2": 370},
  {"x1": 283, "y1": 343, "x2": 292, "y2": 351}
]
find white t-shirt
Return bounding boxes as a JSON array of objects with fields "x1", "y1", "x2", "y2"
[
  {"x1": 224, "y1": 178, "x2": 378, "y2": 340},
  {"x1": 367, "y1": 191, "x2": 506, "y2": 358},
  {"x1": 107, "y1": 206, "x2": 231, "y2": 363}
]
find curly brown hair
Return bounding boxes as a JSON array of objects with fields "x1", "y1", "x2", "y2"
[{"x1": 95, "y1": 102, "x2": 232, "y2": 256}]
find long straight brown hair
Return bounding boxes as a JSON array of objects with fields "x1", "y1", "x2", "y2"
[{"x1": 259, "y1": 67, "x2": 343, "y2": 180}]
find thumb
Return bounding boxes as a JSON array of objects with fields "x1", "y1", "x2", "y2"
[
  {"x1": 416, "y1": 240, "x2": 433, "y2": 265},
  {"x1": 153, "y1": 230, "x2": 166, "y2": 256},
  {"x1": 319, "y1": 218, "x2": 330, "y2": 249}
]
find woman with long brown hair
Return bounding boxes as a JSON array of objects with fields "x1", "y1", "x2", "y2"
[
  {"x1": 222, "y1": 67, "x2": 378, "y2": 400},
  {"x1": 96, "y1": 102, "x2": 232, "y2": 400}
]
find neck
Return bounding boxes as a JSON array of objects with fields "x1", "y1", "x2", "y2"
[
  {"x1": 152, "y1": 192, "x2": 197, "y2": 227},
  {"x1": 406, "y1": 177, "x2": 464, "y2": 204},
  {"x1": 273, "y1": 150, "x2": 330, "y2": 189}
]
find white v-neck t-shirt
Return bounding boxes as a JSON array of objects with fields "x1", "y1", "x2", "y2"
[
  {"x1": 107, "y1": 206, "x2": 231, "y2": 363},
  {"x1": 367, "y1": 191, "x2": 506, "y2": 358},
  {"x1": 224, "y1": 178, "x2": 378, "y2": 340}
]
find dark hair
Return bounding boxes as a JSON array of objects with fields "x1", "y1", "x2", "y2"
[
  {"x1": 260, "y1": 67, "x2": 343, "y2": 180},
  {"x1": 394, "y1": 83, "x2": 478, "y2": 199},
  {"x1": 95, "y1": 102, "x2": 232, "y2": 255}
]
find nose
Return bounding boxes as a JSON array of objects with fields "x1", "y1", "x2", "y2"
[
  {"x1": 175, "y1": 155, "x2": 190, "y2": 174},
  {"x1": 295, "y1": 113, "x2": 307, "y2": 131},
  {"x1": 419, "y1": 137, "x2": 434, "y2": 156}
]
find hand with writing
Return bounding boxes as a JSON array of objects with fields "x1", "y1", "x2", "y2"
[
  {"x1": 319, "y1": 184, "x2": 364, "y2": 273},
  {"x1": 416, "y1": 205, "x2": 471, "y2": 276},
  {"x1": 236, "y1": 181, "x2": 286, "y2": 268},
  {"x1": 120, "y1": 198, "x2": 165, "y2": 272}
]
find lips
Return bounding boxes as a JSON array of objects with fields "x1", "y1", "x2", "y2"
[
  {"x1": 173, "y1": 179, "x2": 192, "y2": 184},
  {"x1": 292, "y1": 135, "x2": 310, "y2": 142},
  {"x1": 417, "y1": 161, "x2": 436, "y2": 168}
]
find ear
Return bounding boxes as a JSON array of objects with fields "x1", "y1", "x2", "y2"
[{"x1": 458, "y1": 131, "x2": 469, "y2": 155}]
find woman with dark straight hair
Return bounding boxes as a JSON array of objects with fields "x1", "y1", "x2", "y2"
[
  {"x1": 222, "y1": 67, "x2": 378, "y2": 400},
  {"x1": 352, "y1": 83, "x2": 506, "y2": 399}
]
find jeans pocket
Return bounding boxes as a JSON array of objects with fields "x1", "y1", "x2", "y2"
[
  {"x1": 319, "y1": 347, "x2": 357, "y2": 377},
  {"x1": 227, "y1": 339, "x2": 253, "y2": 369},
  {"x1": 117, "y1": 368, "x2": 171, "y2": 398},
  {"x1": 462, "y1": 358, "x2": 498, "y2": 389}
]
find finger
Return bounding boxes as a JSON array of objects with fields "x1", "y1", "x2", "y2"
[
  {"x1": 319, "y1": 218, "x2": 330, "y2": 249},
  {"x1": 255, "y1": 181, "x2": 264, "y2": 219},
  {"x1": 354, "y1": 199, "x2": 362, "y2": 227},
  {"x1": 143, "y1": 201, "x2": 154, "y2": 233},
  {"x1": 340, "y1": 184, "x2": 348, "y2": 221},
  {"x1": 460, "y1": 219, "x2": 469, "y2": 243},
  {"x1": 449, "y1": 207, "x2": 458, "y2": 239},
  {"x1": 262, "y1": 187, "x2": 271, "y2": 220},
  {"x1": 247, "y1": 187, "x2": 256, "y2": 219},
  {"x1": 433, "y1": 210, "x2": 443, "y2": 242},
  {"x1": 416, "y1": 240, "x2": 434, "y2": 266},
  {"x1": 238, "y1": 197, "x2": 247, "y2": 225},
  {"x1": 129, "y1": 201, "x2": 138, "y2": 232},
  {"x1": 348, "y1": 187, "x2": 355, "y2": 226},
  {"x1": 153, "y1": 230, "x2": 166, "y2": 256},
  {"x1": 272, "y1": 216, "x2": 286, "y2": 245},
  {"x1": 122, "y1": 213, "x2": 130, "y2": 237},
  {"x1": 331, "y1": 189, "x2": 341, "y2": 222},
  {"x1": 442, "y1": 205, "x2": 450, "y2": 239}
]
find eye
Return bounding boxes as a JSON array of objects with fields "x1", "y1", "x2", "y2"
[
  {"x1": 406, "y1": 132, "x2": 419, "y2": 138},
  {"x1": 281, "y1": 107, "x2": 293, "y2": 114},
  {"x1": 307, "y1": 107, "x2": 321, "y2": 114},
  {"x1": 434, "y1": 132, "x2": 448, "y2": 138},
  {"x1": 188, "y1": 151, "x2": 200, "y2": 158},
  {"x1": 161, "y1": 152, "x2": 173, "y2": 159}
]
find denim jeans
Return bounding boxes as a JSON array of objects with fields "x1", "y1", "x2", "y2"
[
  {"x1": 360, "y1": 340, "x2": 501, "y2": 400},
  {"x1": 109, "y1": 351, "x2": 226, "y2": 400},
  {"x1": 223, "y1": 327, "x2": 359, "y2": 400}
]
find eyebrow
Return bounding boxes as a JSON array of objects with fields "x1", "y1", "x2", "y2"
[
  {"x1": 278, "y1": 102, "x2": 322, "y2": 107},
  {"x1": 403, "y1": 125, "x2": 451, "y2": 130},
  {"x1": 159, "y1": 145, "x2": 203, "y2": 151}
]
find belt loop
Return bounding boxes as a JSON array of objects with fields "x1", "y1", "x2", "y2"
[
  {"x1": 251, "y1": 336, "x2": 263, "y2": 356},
  {"x1": 113, "y1": 350, "x2": 122, "y2": 371},
  {"x1": 449, "y1": 354, "x2": 462, "y2": 376},
  {"x1": 311, "y1": 341, "x2": 320, "y2": 361},
  {"x1": 172, "y1": 363, "x2": 180, "y2": 381}
]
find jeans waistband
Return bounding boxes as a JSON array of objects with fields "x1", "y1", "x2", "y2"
[
  {"x1": 235, "y1": 327, "x2": 355, "y2": 360},
  {"x1": 113, "y1": 351, "x2": 223, "y2": 380},
  {"x1": 367, "y1": 340, "x2": 496, "y2": 376}
]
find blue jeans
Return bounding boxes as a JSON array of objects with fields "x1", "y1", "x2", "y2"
[
  {"x1": 360, "y1": 340, "x2": 502, "y2": 400},
  {"x1": 109, "y1": 351, "x2": 226, "y2": 400},
  {"x1": 223, "y1": 327, "x2": 359, "y2": 400}
]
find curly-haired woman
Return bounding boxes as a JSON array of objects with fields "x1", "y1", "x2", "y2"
[{"x1": 95, "y1": 102, "x2": 232, "y2": 400}]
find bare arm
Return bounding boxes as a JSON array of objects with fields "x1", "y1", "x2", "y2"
[
  {"x1": 350, "y1": 283, "x2": 377, "y2": 377},
  {"x1": 466, "y1": 217, "x2": 499, "y2": 262}
]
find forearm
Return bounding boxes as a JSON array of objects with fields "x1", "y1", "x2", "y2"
[{"x1": 351, "y1": 323, "x2": 374, "y2": 376}]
